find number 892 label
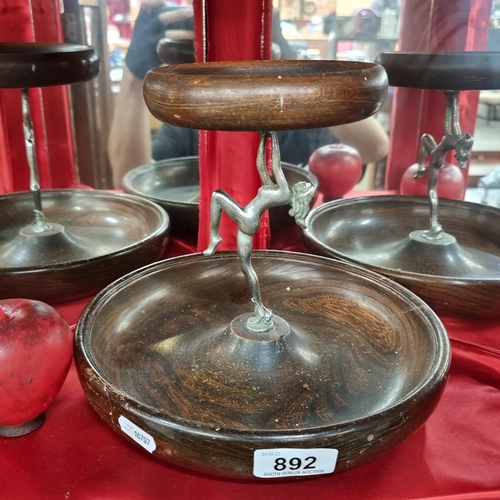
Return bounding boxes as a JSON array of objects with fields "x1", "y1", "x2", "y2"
[{"x1": 253, "y1": 448, "x2": 338, "y2": 478}]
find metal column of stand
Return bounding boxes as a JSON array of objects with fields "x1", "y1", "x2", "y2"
[{"x1": 62, "y1": 0, "x2": 114, "y2": 189}]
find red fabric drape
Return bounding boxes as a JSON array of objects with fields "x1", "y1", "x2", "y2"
[
  {"x1": 2, "y1": 257, "x2": 500, "y2": 499},
  {"x1": 0, "y1": 0, "x2": 77, "y2": 194},
  {"x1": 193, "y1": 0, "x2": 273, "y2": 252},
  {"x1": 385, "y1": 0, "x2": 492, "y2": 190}
]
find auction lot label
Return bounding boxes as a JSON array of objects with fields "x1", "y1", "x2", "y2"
[
  {"x1": 253, "y1": 448, "x2": 338, "y2": 478},
  {"x1": 118, "y1": 415, "x2": 156, "y2": 453}
]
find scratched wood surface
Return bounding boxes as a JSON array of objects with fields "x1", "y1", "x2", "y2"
[
  {"x1": 304, "y1": 195, "x2": 500, "y2": 318},
  {"x1": 142, "y1": 60, "x2": 388, "y2": 131},
  {"x1": 75, "y1": 251, "x2": 449, "y2": 478}
]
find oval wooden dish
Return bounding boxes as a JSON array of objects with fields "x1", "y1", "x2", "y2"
[
  {"x1": 143, "y1": 60, "x2": 388, "y2": 131},
  {"x1": 376, "y1": 51, "x2": 500, "y2": 90},
  {"x1": 0, "y1": 190, "x2": 169, "y2": 303},
  {"x1": 122, "y1": 156, "x2": 318, "y2": 246},
  {"x1": 0, "y1": 42, "x2": 100, "y2": 88},
  {"x1": 304, "y1": 195, "x2": 500, "y2": 318},
  {"x1": 75, "y1": 251, "x2": 450, "y2": 479}
]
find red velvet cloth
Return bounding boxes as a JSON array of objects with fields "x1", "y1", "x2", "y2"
[{"x1": 1, "y1": 236, "x2": 500, "y2": 499}]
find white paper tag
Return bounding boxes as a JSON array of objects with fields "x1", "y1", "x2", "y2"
[
  {"x1": 118, "y1": 415, "x2": 156, "y2": 453},
  {"x1": 253, "y1": 448, "x2": 338, "y2": 478}
]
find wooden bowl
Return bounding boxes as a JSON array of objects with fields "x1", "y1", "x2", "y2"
[
  {"x1": 75, "y1": 251, "x2": 450, "y2": 479},
  {"x1": 157, "y1": 38, "x2": 195, "y2": 66},
  {"x1": 143, "y1": 60, "x2": 388, "y2": 131},
  {"x1": 304, "y1": 195, "x2": 500, "y2": 318},
  {"x1": 376, "y1": 51, "x2": 500, "y2": 90},
  {"x1": 122, "y1": 156, "x2": 318, "y2": 246},
  {"x1": 0, "y1": 42, "x2": 99, "y2": 88},
  {"x1": 0, "y1": 190, "x2": 169, "y2": 303}
]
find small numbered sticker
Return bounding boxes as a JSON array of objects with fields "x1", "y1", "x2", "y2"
[
  {"x1": 253, "y1": 448, "x2": 338, "y2": 478},
  {"x1": 118, "y1": 415, "x2": 156, "y2": 453}
]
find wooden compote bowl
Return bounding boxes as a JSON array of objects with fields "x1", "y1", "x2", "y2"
[
  {"x1": 306, "y1": 52, "x2": 500, "y2": 318},
  {"x1": 75, "y1": 61, "x2": 450, "y2": 479},
  {"x1": 0, "y1": 43, "x2": 169, "y2": 302}
]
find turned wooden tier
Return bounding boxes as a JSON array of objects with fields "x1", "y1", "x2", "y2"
[
  {"x1": 0, "y1": 190, "x2": 169, "y2": 303},
  {"x1": 0, "y1": 42, "x2": 99, "y2": 88},
  {"x1": 377, "y1": 51, "x2": 500, "y2": 90},
  {"x1": 75, "y1": 252, "x2": 450, "y2": 479},
  {"x1": 0, "y1": 43, "x2": 170, "y2": 302},
  {"x1": 304, "y1": 196, "x2": 500, "y2": 318},
  {"x1": 143, "y1": 60, "x2": 388, "y2": 131},
  {"x1": 76, "y1": 59, "x2": 452, "y2": 479}
]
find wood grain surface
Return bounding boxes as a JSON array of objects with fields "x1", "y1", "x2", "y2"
[
  {"x1": 75, "y1": 251, "x2": 449, "y2": 478},
  {"x1": 143, "y1": 60, "x2": 388, "y2": 131},
  {"x1": 304, "y1": 195, "x2": 500, "y2": 318},
  {"x1": 0, "y1": 190, "x2": 169, "y2": 303}
]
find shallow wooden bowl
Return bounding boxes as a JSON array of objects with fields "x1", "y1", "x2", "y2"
[
  {"x1": 0, "y1": 42, "x2": 99, "y2": 88},
  {"x1": 75, "y1": 251, "x2": 449, "y2": 479},
  {"x1": 122, "y1": 156, "x2": 318, "y2": 246},
  {"x1": 143, "y1": 60, "x2": 388, "y2": 131},
  {"x1": 377, "y1": 51, "x2": 500, "y2": 90},
  {"x1": 0, "y1": 190, "x2": 169, "y2": 303},
  {"x1": 157, "y1": 38, "x2": 195, "y2": 65},
  {"x1": 304, "y1": 195, "x2": 500, "y2": 318}
]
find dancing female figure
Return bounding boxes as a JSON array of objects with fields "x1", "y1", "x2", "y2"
[
  {"x1": 203, "y1": 131, "x2": 316, "y2": 333},
  {"x1": 416, "y1": 91, "x2": 473, "y2": 240}
]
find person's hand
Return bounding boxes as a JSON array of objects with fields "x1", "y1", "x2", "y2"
[
  {"x1": 159, "y1": 10, "x2": 194, "y2": 40},
  {"x1": 125, "y1": 1, "x2": 193, "y2": 80}
]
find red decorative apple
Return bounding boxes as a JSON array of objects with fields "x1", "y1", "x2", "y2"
[
  {"x1": 0, "y1": 299, "x2": 73, "y2": 437},
  {"x1": 308, "y1": 143, "x2": 363, "y2": 200},
  {"x1": 400, "y1": 162, "x2": 465, "y2": 200}
]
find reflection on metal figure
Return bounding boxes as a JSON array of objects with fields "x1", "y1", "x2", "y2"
[
  {"x1": 203, "y1": 131, "x2": 316, "y2": 333},
  {"x1": 416, "y1": 91, "x2": 474, "y2": 239},
  {"x1": 21, "y1": 88, "x2": 52, "y2": 233}
]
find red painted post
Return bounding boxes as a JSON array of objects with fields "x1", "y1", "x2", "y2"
[{"x1": 193, "y1": 0, "x2": 273, "y2": 252}]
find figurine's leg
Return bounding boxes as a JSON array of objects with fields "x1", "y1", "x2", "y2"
[
  {"x1": 203, "y1": 191, "x2": 229, "y2": 255},
  {"x1": 204, "y1": 190, "x2": 251, "y2": 256},
  {"x1": 416, "y1": 134, "x2": 436, "y2": 177},
  {"x1": 237, "y1": 231, "x2": 261, "y2": 303},
  {"x1": 424, "y1": 155, "x2": 443, "y2": 239},
  {"x1": 237, "y1": 231, "x2": 273, "y2": 331}
]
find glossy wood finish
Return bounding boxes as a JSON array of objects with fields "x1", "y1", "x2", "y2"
[
  {"x1": 377, "y1": 51, "x2": 500, "y2": 90},
  {"x1": 157, "y1": 38, "x2": 195, "y2": 66},
  {"x1": 0, "y1": 43, "x2": 99, "y2": 88},
  {"x1": 0, "y1": 190, "x2": 169, "y2": 303},
  {"x1": 304, "y1": 195, "x2": 500, "y2": 318},
  {"x1": 122, "y1": 156, "x2": 318, "y2": 246},
  {"x1": 75, "y1": 251, "x2": 449, "y2": 479},
  {"x1": 143, "y1": 60, "x2": 388, "y2": 131}
]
